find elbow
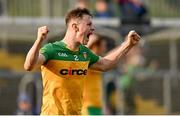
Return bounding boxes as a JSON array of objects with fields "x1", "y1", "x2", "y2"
[
  {"x1": 98, "y1": 68, "x2": 106, "y2": 72},
  {"x1": 24, "y1": 64, "x2": 33, "y2": 71},
  {"x1": 102, "y1": 63, "x2": 117, "y2": 72},
  {"x1": 101, "y1": 67, "x2": 108, "y2": 72},
  {"x1": 98, "y1": 59, "x2": 117, "y2": 72},
  {"x1": 100, "y1": 66, "x2": 111, "y2": 72},
  {"x1": 24, "y1": 66, "x2": 32, "y2": 71},
  {"x1": 102, "y1": 67, "x2": 112, "y2": 72}
]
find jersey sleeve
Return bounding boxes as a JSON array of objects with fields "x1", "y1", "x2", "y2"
[
  {"x1": 40, "y1": 43, "x2": 54, "y2": 62},
  {"x1": 86, "y1": 47, "x2": 100, "y2": 66}
]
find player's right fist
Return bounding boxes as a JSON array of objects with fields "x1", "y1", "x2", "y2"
[{"x1": 37, "y1": 26, "x2": 49, "y2": 40}]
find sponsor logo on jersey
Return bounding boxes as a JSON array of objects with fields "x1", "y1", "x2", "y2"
[{"x1": 59, "y1": 67, "x2": 87, "y2": 76}]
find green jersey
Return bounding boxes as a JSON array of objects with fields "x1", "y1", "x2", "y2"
[{"x1": 39, "y1": 40, "x2": 99, "y2": 115}]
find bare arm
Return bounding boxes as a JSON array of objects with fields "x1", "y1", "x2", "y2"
[
  {"x1": 90, "y1": 30, "x2": 141, "y2": 71},
  {"x1": 24, "y1": 26, "x2": 49, "y2": 71}
]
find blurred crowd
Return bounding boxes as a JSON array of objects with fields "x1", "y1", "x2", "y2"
[
  {"x1": 75, "y1": 0, "x2": 148, "y2": 20},
  {"x1": 75, "y1": 0, "x2": 150, "y2": 36}
]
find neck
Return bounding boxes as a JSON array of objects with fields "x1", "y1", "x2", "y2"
[{"x1": 62, "y1": 30, "x2": 80, "y2": 51}]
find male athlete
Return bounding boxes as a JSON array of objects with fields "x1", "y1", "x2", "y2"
[
  {"x1": 82, "y1": 34, "x2": 107, "y2": 115},
  {"x1": 24, "y1": 8, "x2": 140, "y2": 115}
]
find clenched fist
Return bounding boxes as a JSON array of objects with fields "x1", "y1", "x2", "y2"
[
  {"x1": 126, "y1": 30, "x2": 141, "y2": 46},
  {"x1": 37, "y1": 26, "x2": 49, "y2": 40}
]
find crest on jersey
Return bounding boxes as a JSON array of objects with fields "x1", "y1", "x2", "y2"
[{"x1": 83, "y1": 52, "x2": 87, "y2": 59}]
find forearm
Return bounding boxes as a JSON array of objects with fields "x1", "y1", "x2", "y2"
[
  {"x1": 91, "y1": 30, "x2": 140, "y2": 71},
  {"x1": 102, "y1": 42, "x2": 133, "y2": 70},
  {"x1": 24, "y1": 38, "x2": 43, "y2": 71}
]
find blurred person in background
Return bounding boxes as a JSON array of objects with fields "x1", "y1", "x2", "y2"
[
  {"x1": 94, "y1": 0, "x2": 114, "y2": 18},
  {"x1": 118, "y1": 0, "x2": 129, "y2": 18},
  {"x1": 16, "y1": 93, "x2": 32, "y2": 115},
  {"x1": 146, "y1": 59, "x2": 160, "y2": 75},
  {"x1": 128, "y1": 0, "x2": 147, "y2": 19},
  {"x1": 118, "y1": 0, "x2": 148, "y2": 20},
  {"x1": 75, "y1": 0, "x2": 88, "y2": 9},
  {"x1": 105, "y1": 80, "x2": 118, "y2": 114},
  {"x1": 119, "y1": 46, "x2": 145, "y2": 114},
  {"x1": 24, "y1": 8, "x2": 140, "y2": 115},
  {"x1": 82, "y1": 34, "x2": 107, "y2": 115}
]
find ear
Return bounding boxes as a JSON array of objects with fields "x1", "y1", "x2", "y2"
[{"x1": 72, "y1": 23, "x2": 79, "y2": 32}]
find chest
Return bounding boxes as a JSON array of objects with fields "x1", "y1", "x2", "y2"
[{"x1": 51, "y1": 49, "x2": 89, "y2": 62}]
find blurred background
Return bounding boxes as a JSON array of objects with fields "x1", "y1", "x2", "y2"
[{"x1": 0, "y1": 0, "x2": 180, "y2": 115}]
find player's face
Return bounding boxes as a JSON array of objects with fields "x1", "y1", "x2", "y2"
[{"x1": 76, "y1": 15, "x2": 95, "y2": 45}]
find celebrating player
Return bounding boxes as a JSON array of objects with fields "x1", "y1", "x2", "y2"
[{"x1": 24, "y1": 8, "x2": 140, "y2": 115}]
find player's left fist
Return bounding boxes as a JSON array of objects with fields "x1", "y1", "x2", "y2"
[{"x1": 126, "y1": 30, "x2": 141, "y2": 46}]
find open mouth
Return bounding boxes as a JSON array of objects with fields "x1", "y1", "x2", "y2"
[{"x1": 87, "y1": 32, "x2": 93, "y2": 39}]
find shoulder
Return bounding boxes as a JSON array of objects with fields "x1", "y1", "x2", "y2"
[
  {"x1": 40, "y1": 41, "x2": 62, "y2": 53},
  {"x1": 43, "y1": 41, "x2": 63, "y2": 49},
  {"x1": 51, "y1": 41, "x2": 62, "y2": 47},
  {"x1": 80, "y1": 44, "x2": 90, "y2": 52},
  {"x1": 40, "y1": 43, "x2": 53, "y2": 51}
]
